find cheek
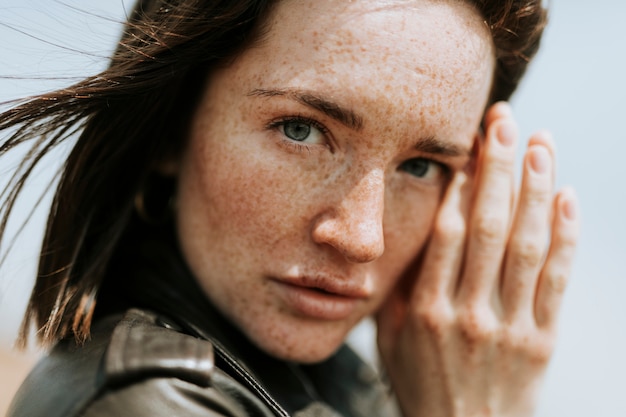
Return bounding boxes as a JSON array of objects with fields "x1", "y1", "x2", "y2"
[
  {"x1": 179, "y1": 126, "x2": 320, "y2": 254},
  {"x1": 377, "y1": 187, "x2": 442, "y2": 285}
]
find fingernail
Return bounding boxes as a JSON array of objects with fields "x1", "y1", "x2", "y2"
[
  {"x1": 492, "y1": 101, "x2": 512, "y2": 117},
  {"x1": 497, "y1": 121, "x2": 517, "y2": 147},
  {"x1": 528, "y1": 146, "x2": 550, "y2": 174},
  {"x1": 561, "y1": 189, "x2": 578, "y2": 221}
]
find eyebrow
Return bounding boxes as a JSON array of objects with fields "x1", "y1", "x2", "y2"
[
  {"x1": 248, "y1": 88, "x2": 364, "y2": 131},
  {"x1": 415, "y1": 135, "x2": 472, "y2": 158}
]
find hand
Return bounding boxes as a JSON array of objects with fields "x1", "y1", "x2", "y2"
[{"x1": 376, "y1": 102, "x2": 579, "y2": 417}]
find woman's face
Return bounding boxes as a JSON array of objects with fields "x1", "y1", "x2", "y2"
[{"x1": 175, "y1": 0, "x2": 494, "y2": 363}]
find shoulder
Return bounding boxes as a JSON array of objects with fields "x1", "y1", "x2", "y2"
[
  {"x1": 103, "y1": 308, "x2": 214, "y2": 388},
  {"x1": 8, "y1": 308, "x2": 273, "y2": 417}
]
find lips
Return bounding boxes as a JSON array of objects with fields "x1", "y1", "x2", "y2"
[{"x1": 269, "y1": 274, "x2": 370, "y2": 321}]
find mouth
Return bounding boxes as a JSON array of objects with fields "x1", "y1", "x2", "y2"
[{"x1": 269, "y1": 275, "x2": 370, "y2": 321}]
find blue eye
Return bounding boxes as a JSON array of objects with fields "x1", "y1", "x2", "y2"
[
  {"x1": 274, "y1": 118, "x2": 326, "y2": 145},
  {"x1": 399, "y1": 158, "x2": 447, "y2": 181},
  {"x1": 283, "y1": 121, "x2": 312, "y2": 142}
]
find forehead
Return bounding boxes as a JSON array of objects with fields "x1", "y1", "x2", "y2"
[{"x1": 229, "y1": 0, "x2": 494, "y2": 138}]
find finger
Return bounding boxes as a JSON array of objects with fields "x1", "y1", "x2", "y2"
[
  {"x1": 528, "y1": 129, "x2": 557, "y2": 185},
  {"x1": 484, "y1": 101, "x2": 512, "y2": 129},
  {"x1": 377, "y1": 249, "x2": 422, "y2": 350},
  {"x1": 376, "y1": 282, "x2": 406, "y2": 355},
  {"x1": 528, "y1": 129, "x2": 556, "y2": 155},
  {"x1": 458, "y1": 115, "x2": 518, "y2": 305},
  {"x1": 414, "y1": 171, "x2": 472, "y2": 302},
  {"x1": 525, "y1": 131, "x2": 557, "y2": 231},
  {"x1": 501, "y1": 137, "x2": 554, "y2": 321},
  {"x1": 535, "y1": 187, "x2": 579, "y2": 329}
]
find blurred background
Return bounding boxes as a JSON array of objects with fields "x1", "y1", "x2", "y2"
[{"x1": 0, "y1": 0, "x2": 624, "y2": 416}]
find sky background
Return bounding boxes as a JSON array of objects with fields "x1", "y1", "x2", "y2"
[{"x1": 0, "y1": 1, "x2": 625, "y2": 416}]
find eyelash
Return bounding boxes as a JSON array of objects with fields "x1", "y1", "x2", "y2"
[
  {"x1": 266, "y1": 116, "x2": 453, "y2": 183},
  {"x1": 267, "y1": 115, "x2": 331, "y2": 151},
  {"x1": 400, "y1": 157, "x2": 451, "y2": 182}
]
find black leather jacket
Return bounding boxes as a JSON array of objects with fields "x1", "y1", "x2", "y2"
[{"x1": 8, "y1": 230, "x2": 397, "y2": 417}]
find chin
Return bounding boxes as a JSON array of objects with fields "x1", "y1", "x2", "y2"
[{"x1": 246, "y1": 321, "x2": 352, "y2": 364}]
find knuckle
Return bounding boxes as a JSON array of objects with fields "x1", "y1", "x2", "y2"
[
  {"x1": 412, "y1": 299, "x2": 453, "y2": 337},
  {"x1": 510, "y1": 239, "x2": 545, "y2": 269},
  {"x1": 485, "y1": 147, "x2": 515, "y2": 173},
  {"x1": 472, "y1": 214, "x2": 507, "y2": 247},
  {"x1": 513, "y1": 334, "x2": 554, "y2": 365},
  {"x1": 545, "y1": 270, "x2": 569, "y2": 294},
  {"x1": 499, "y1": 328, "x2": 555, "y2": 366},
  {"x1": 528, "y1": 342, "x2": 554, "y2": 365},
  {"x1": 434, "y1": 215, "x2": 466, "y2": 244},
  {"x1": 530, "y1": 335, "x2": 556, "y2": 364},
  {"x1": 524, "y1": 188, "x2": 551, "y2": 208},
  {"x1": 457, "y1": 306, "x2": 498, "y2": 345},
  {"x1": 555, "y1": 229, "x2": 579, "y2": 250}
]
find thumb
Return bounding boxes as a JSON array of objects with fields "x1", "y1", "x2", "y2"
[{"x1": 376, "y1": 274, "x2": 411, "y2": 354}]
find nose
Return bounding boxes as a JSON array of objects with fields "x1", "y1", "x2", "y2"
[{"x1": 311, "y1": 168, "x2": 385, "y2": 263}]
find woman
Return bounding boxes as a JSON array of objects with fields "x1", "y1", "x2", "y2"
[{"x1": 1, "y1": 0, "x2": 579, "y2": 416}]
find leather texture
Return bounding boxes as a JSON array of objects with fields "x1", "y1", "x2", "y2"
[
  {"x1": 7, "y1": 226, "x2": 398, "y2": 416},
  {"x1": 8, "y1": 308, "x2": 396, "y2": 417}
]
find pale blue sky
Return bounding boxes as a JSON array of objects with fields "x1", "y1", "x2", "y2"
[{"x1": 1, "y1": 1, "x2": 625, "y2": 416}]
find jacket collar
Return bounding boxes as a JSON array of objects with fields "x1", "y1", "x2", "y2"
[{"x1": 97, "y1": 222, "x2": 385, "y2": 416}]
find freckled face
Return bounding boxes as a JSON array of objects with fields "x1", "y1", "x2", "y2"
[{"x1": 175, "y1": 0, "x2": 494, "y2": 363}]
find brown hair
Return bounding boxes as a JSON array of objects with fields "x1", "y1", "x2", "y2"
[{"x1": 0, "y1": 0, "x2": 547, "y2": 348}]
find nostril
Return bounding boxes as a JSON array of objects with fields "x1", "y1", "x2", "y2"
[
  {"x1": 311, "y1": 212, "x2": 384, "y2": 260},
  {"x1": 344, "y1": 238, "x2": 385, "y2": 264}
]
